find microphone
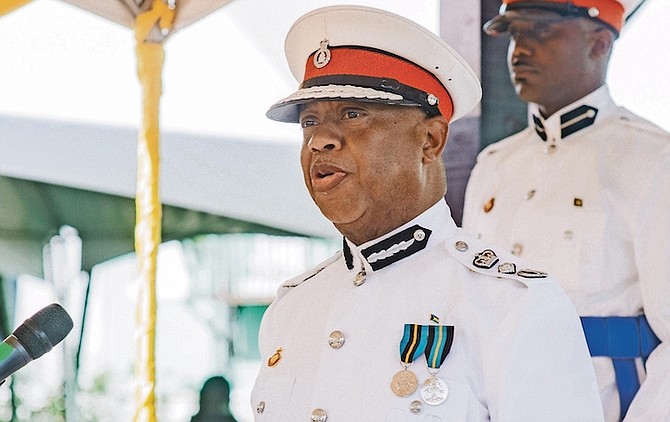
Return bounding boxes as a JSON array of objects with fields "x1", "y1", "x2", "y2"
[{"x1": 0, "y1": 303, "x2": 74, "y2": 384}]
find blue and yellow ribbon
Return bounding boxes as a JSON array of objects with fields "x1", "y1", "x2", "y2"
[
  {"x1": 400, "y1": 323, "x2": 455, "y2": 369},
  {"x1": 400, "y1": 324, "x2": 428, "y2": 365},
  {"x1": 425, "y1": 325, "x2": 455, "y2": 370}
]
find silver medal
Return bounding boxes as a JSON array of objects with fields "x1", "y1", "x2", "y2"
[{"x1": 420, "y1": 376, "x2": 449, "y2": 405}]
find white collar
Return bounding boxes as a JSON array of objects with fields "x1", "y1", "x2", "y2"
[{"x1": 527, "y1": 85, "x2": 617, "y2": 146}]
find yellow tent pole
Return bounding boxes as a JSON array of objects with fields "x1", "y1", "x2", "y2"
[
  {"x1": 0, "y1": 0, "x2": 31, "y2": 16},
  {"x1": 133, "y1": 1, "x2": 174, "y2": 421}
]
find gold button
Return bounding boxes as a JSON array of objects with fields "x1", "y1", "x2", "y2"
[
  {"x1": 483, "y1": 197, "x2": 495, "y2": 213},
  {"x1": 353, "y1": 270, "x2": 366, "y2": 286},
  {"x1": 256, "y1": 401, "x2": 265, "y2": 414},
  {"x1": 328, "y1": 330, "x2": 345, "y2": 349},
  {"x1": 525, "y1": 190, "x2": 536, "y2": 200},
  {"x1": 267, "y1": 348, "x2": 282, "y2": 367},
  {"x1": 311, "y1": 408, "x2": 327, "y2": 422}
]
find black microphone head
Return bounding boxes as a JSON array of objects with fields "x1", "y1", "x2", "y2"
[{"x1": 13, "y1": 303, "x2": 74, "y2": 360}]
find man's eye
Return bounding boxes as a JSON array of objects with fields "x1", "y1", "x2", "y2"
[
  {"x1": 508, "y1": 22, "x2": 556, "y2": 41},
  {"x1": 533, "y1": 24, "x2": 552, "y2": 37},
  {"x1": 300, "y1": 119, "x2": 318, "y2": 128},
  {"x1": 343, "y1": 110, "x2": 361, "y2": 119}
]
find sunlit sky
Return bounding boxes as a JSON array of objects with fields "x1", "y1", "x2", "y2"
[{"x1": 0, "y1": 0, "x2": 668, "y2": 142}]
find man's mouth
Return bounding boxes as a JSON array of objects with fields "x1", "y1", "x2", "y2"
[
  {"x1": 310, "y1": 163, "x2": 348, "y2": 193},
  {"x1": 510, "y1": 58, "x2": 536, "y2": 79}
]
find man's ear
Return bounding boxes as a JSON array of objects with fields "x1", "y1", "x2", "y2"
[
  {"x1": 422, "y1": 115, "x2": 449, "y2": 164},
  {"x1": 590, "y1": 27, "x2": 615, "y2": 59}
]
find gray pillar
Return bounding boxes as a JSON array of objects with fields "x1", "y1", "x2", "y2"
[
  {"x1": 440, "y1": 0, "x2": 482, "y2": 226},
  {"x1": 480, "y1": 0, "x2": 527, "y2": 149}
]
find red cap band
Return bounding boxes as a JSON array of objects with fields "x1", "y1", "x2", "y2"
[
  {"x1": 504, "y1": 0, "x2": 625, "y2": 31},
  {"x1": 303, "y1": 47, "x2": 454, "y2": 121}
]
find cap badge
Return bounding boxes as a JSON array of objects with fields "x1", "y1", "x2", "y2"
[{"x1": 313, "y1": 39, "x2": 331, "y2": 69}]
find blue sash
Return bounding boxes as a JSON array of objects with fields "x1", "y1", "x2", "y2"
[{"x1": 580, "y1": 315, "x2": 660, "y2": 420}]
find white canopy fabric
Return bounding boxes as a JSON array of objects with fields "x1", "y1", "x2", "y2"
[
  {"x1": 60, "y1": 0, "x2": 234, "y2": 36},
  {"x1": 0, "y1": 114, "x2": 337, "y2": 239}
]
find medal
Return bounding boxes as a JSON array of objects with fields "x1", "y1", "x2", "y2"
[
  {"x1": 390, "y1": 368, "x2": 418, "y2": 397},
  {"x1": 421, "y1": 324, "x2": 455, "y2": 405},
  {"x1": 420, "y1": 376, "x2": 449, "y2": 405},
  {"x1": 392, "y1": 324, "x2": 427, "y2": 397}
]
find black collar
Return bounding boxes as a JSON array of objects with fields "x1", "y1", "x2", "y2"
[
  {"x1": 343, "y1": 224, "x2": 432, "y2": 271},
  {"x1": 533, "y1": 104, "x2": 598, "y2": 141}
]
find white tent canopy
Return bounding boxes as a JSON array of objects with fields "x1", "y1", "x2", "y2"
[{"x1": 1, "y1": 114, "x2": 337, "y2": 238}]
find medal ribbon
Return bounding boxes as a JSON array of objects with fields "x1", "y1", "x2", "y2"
[
  {"x1": 424, "y1": 325, "x2": 455, "y2": 370},
  {"x1": 399, "y1": 324, "x2": 428, "y2": 365}
]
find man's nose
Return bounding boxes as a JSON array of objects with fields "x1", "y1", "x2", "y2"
[
  {"x1": 307, "y1": 125, "x2": 343, "y2": 153},
  {"x1": 508, "y1": 36, "x2": 533, "y2": 60}
]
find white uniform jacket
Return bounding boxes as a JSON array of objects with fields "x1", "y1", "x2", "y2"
[
  {"x1": 463, "y1": 86, "x2": 670, "y2": 421},
  {"x1": 251, "y1": 201, "x2": 603, "y2": 421}
]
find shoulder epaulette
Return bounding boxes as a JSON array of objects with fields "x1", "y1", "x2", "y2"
[{"x1": 444, "y1": 228, "x2": 549, "y2": 288}]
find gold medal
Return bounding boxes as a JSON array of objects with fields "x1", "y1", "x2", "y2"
[
  {"x1": 390, "y1": 368, "x2": 418, "y2": 397},
  {"x1": 394, "y1": 324, "x2": 426, "y2": 397}
]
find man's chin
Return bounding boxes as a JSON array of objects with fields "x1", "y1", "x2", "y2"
[
  {"x1": 513, "y1": 81, "x2": 543, "y2": 104},
  {"x1": 322, "y1": 212, "x2": 359, "y2": 227},
  {"x1": 315, "y1": 201, "x2": 359, "y2": 225},
  {"x1": 512, "y1": 80, "x2": 527, "y2": 97}
]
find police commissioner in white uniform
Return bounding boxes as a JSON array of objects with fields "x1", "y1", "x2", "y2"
[{"x1": 251, "y1": 200, "x2": 603, "y2": 421}]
